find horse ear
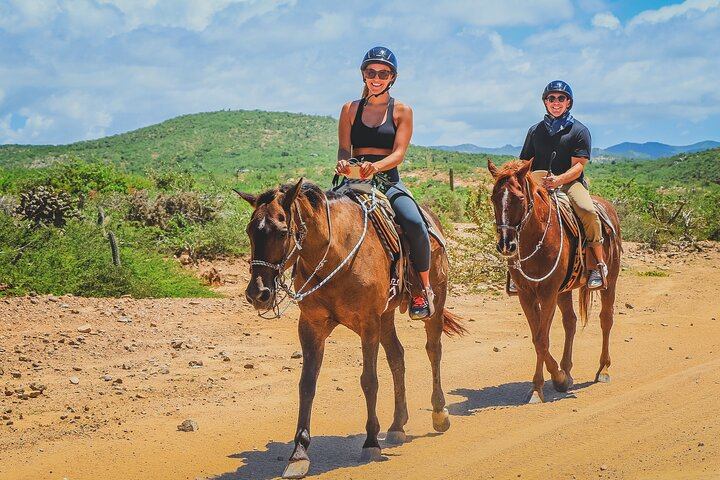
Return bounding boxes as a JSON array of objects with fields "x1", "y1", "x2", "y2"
[
  {"x1": 517, "y1": 160, "x2": 532, "y2": 180},
  {"x1": 282, "y1": 177, "x2": 304, "y2": 211},
  {"x1": 233, "y1": 189, "x2": 257, "y2": 206},
  {"x1": 487, "y1": 159, "x2": 499, "y2": 179}
]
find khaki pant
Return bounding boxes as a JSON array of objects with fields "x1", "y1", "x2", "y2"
[{"x1": 561, "y1": 180, "x2": 603, "y2": 246}]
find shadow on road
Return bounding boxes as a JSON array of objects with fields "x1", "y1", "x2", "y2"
[
  {"x1": 212, "y1": 430, "x2": 440, "y2": 479},
  {"x1": 448, "y1": 380, "x2": 595, "y2": 416}
]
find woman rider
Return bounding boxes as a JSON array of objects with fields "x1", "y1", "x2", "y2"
[
  {"x1": 514, "y1": 80, "x2": 607, "y2": 291},
  {"x1": 335, "y1": 46, "x2": 434, "y2": 319}
]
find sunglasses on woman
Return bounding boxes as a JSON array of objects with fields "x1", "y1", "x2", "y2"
[
  {"x1": 363, "y1": 68, "x2": 393, "y2": 80},
  {"x1": 545, "y1": 94, "x2": 568, "y2": 103}
]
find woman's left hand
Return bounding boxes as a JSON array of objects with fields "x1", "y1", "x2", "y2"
[{"x1": 359, "y1": 161, "x2": 379, "y2": 178}]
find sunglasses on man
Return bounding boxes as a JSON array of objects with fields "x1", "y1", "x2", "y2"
[
  {"x1": 363, "y1": 68, "x2": 393, "y2": 80},
  {"x1": 545, "y1": 94, "x2": 568, "y2": 103}
]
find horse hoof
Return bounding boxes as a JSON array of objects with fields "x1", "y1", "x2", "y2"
[
  {"x1": 360, "y1": 447, "x2": 383, "y2": 462},
  {"x1": 432, "y1": 407, "x2": 450, "y2": 432},
  {"x1": 553, "y1": 373, "x2": 572, "y2": 392},
  {"x1": 528, "y1": 391, "x2": 543, "y2": 404},
  {"x1": 596, "y1": 372, "x2": 611, "y2": 383},
  {"x1": 282, "y1": 459, "x2": 310, "y2": 479},
  {"x1": 385, "y1": 431, "x2": 407, "y2": 444}
]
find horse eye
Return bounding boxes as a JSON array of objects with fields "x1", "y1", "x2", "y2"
[{"x1": 278, "y1": 228, "x2": 289, "y2": 237}]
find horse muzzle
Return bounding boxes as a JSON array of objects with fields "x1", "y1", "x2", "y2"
[
  {"x1": 245, "y1": 275, "x2": 276, "y2": 311},
  {"x1": 496, "y1": 234, "x2": 518, "y2": 257}
]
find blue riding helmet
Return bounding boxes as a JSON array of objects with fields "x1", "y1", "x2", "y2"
[
  {"x1": 542, "y1": 80, "x2": 573, "y2": 110},
  {"x1": 361, "y1": 46, "x2": 398, "y2": 73}
]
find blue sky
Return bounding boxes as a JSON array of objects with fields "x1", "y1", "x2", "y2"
[{"x1": 1, "y1": 0, "x2": 719, "y2": 149}]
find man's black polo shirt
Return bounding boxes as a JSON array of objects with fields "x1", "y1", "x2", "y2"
[{"x1": 519, "y1": 119, "x2": 592, "y2": 183}]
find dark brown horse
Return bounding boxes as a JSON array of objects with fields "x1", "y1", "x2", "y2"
[
  {"x1": 236, "y1": 178, "x2": 464, "y2": 478},
  {"x1": 488, "y1": 160, "x2": 622, "y2": 404}
]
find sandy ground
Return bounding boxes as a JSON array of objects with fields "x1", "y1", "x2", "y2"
[{"x1": 1, "y1": 242, "x2": 720, "y2": 480}]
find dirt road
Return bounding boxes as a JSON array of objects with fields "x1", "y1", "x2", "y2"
[{"x1": 2, "y1": 243, "x2": 719, "y2": 480}]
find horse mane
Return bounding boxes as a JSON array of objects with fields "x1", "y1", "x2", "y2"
[
  {"x1": 495, "y1": 160, "x2": 550, "y2": 205},
  {"x1": 255, "y1": 181, "x2": 345, "y2": 210}
]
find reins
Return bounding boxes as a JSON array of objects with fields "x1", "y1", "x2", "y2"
[
  {"x1": 252, "y1": 187, "x2": 379, "y2": 318},
  {"x1": 502, "y1": 177, "x2": 565, "y2": 283}
]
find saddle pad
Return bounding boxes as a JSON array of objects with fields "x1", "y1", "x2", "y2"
[
  {"x1": 556, "y1": 194, "x2": 584, "y2": 293},
  {"x1": 556, "y1": 194, "x2": 617, "y2": 293},
  {"x1": 420, "y1": 206, "x2": 447, "y2": 251},
  {"x1": 354, "y1": 192, "x2": 402, "y2": 257}
]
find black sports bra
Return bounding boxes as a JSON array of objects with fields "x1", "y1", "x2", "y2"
[{"x1": 350, "y1": 97, "x2": 396, "y2": 150}]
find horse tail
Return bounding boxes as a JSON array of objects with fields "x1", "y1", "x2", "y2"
[
  {"x1": 578, "y1": 285, "x2": 595, "y2": 328},
  {"x1": 442, "y1": 308, "x2": 468, "y2": 336}
]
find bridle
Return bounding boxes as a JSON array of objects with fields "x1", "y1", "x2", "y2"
[
  {"x1": 495, "y1": 176, "x2": 565, "y2": 283},
  {"x1": 495, "y1": 177, "x2": 536, "y2": 238},
  {"x1": 250, "y1": 201, "x2": 309, "y2": 274},
  {"x1": 250, "y1": 187, "x2": 378, "y2": 318}
]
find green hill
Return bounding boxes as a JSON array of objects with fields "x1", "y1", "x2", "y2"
[
  {"x1": 587, "y1": 147, "x2": 720, "y2": 188},
  {"x1": 0, "y1": 110, "x2": 496, "y2": 191},
  {"x1": 0, "y1": 110, "x2": 338, "y2": 177}
]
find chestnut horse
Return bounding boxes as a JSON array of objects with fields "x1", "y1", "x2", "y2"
[
  {"x1": 236, "y1": 179, "x2": 464, "y2": 478},
  {"x1": 488, "y1": 160, "x2": 622, "y2": 404}
]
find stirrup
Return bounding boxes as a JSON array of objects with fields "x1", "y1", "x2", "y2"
[
  {"x1": 409, "y1": 287, "x2": 435, "y2": 320},
  {"x1": 506, "y1": 272, "x2": 518, "y2": 296},
  {"x1": 587, "y1": 262, "x2": 608, "y2": 290}
]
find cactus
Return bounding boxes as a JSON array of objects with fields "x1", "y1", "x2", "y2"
[
  {"x1": 15, "y1": 185, "x2": 79, "y2": 227},
  {"x1": 107, "y1": 231, "x2": 121, "y2": 267},
  {"x1": 97, "y1": 206, "x2": 105, "y2": 226}
]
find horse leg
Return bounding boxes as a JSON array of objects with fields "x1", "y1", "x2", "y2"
[
  {"x1": 519, "y1": 294, "x2": 564, "y2": 402},
  {"x1": 359, "y1": 324, "x2": 383, "y2": 461},
  {"x1": 518, "y1": 294, "x2": 544, "y2": 403},
  {"x1": 283, "y1": 317, "x2": 334, "y2": 479},
  {"x1": 556, "y1": 291, "x2": 577, "y2": 391},
  {"x1": 424, "y1": 310, "x2": 450, "y2": 432},
  {"x1": 379, "y1": 312, "x2": 408, "y2": 444},
  {"x1": 596, "y1": 276, "x2": 617, "y2": 383},
  {"x1": 539, "y1": 298, "x2": 567, "y2": 394}
]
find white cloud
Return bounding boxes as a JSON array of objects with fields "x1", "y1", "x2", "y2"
[
  {"x1": 406, "y1": 0, "x2": 575, "y2": 27},
  {"x1": 629, "y1": 0, "x2": 720, "y2": 28},
  {"x1": 591, "y1": 12, "x2": 620, "y2": 29},
  {"x1": 0, "y1": 0, "x2": 61, "y2": 32},
  {"x1": 1, "y1": 0, "x2": 719, "y2": 148}
]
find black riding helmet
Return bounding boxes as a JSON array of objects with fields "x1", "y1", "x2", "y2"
[
  {"x1": 361, "y1": 46, "x2": 397, "y2": 98},
  {"x1": 361, "y1": 46, "x2": 398, "y2": 73},
  {"x1": 542, "y1": 80, "x2": 573, "y2": 110}
]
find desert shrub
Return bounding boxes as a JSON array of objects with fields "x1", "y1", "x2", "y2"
[
  {"x1": 412, "y1": 180, "x2": 467, "y2": 229},
  {"x1": 448, "y1": 185, "x2": 506, "y2": 290},
  {"x1": 592, "y1": 177, "x2": 719, "y2": 248},
  {"x1": 16, "y1": 159, "x2": 134, "y2": 196},
  {"x1": 15, "y1": 185, "x2": 80, "y2": 227},
  {"x1": 147, "y1": 168, "x2": 196, "y2": 191},
  {"x1": 128, "y1": 190, "x2": 220, "y2": 229},
  {"x1": 0, "y1": 196, "x2": 16, "y2": 215},
  {"x1": 155, "y1": 200, "x2": 251, "y2": 260},
  {"x1": 0, "y1": 214, "x2": 216, "y2": 298}
]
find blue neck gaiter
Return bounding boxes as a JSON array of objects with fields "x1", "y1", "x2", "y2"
[{"x1": 543, "y1": 111, "x2": 574, "y2": 136}]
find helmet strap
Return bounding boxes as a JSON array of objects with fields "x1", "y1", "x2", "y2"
[{"x1": 362, "y1": 75, "x2": 395, "y2": 105}]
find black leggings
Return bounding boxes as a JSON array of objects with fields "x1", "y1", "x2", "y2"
[{"x1": 384, "y1": 181, "x2": 431, "y2": 272}]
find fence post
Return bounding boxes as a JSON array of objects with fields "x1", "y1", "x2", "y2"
[{"x1": 449, "y1": 168, "x2": 454, "y2": 191}]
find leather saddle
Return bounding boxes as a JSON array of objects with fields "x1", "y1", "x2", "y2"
[
  {"x1": 333, "y1": 180, "x2": 446, "y2": 312},
  {"x1": 527, "y1": 171, "x2": 616, "y2": 293}
]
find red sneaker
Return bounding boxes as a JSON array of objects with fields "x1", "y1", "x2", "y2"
[{"x1": 409, "y1": 295, "x2": 430, "y2": 320}]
